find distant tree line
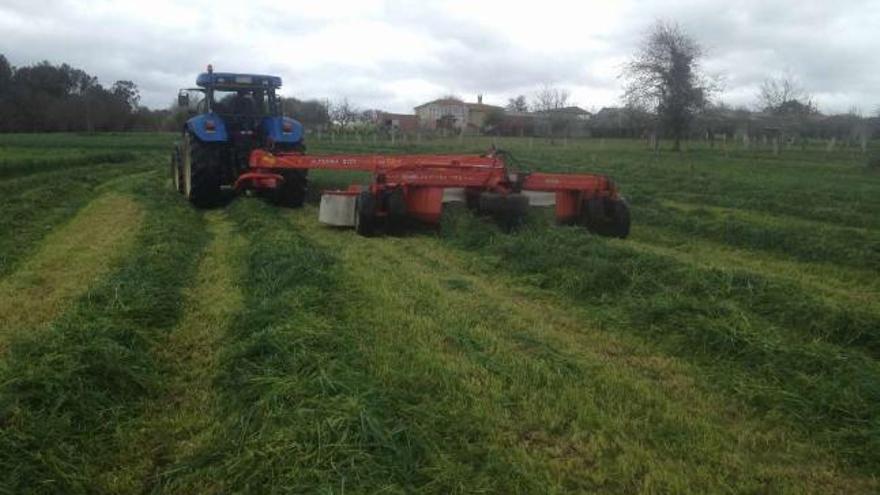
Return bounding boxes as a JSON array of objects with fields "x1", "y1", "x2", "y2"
[
  {"x1": 2, "y1": 49, "x2": 877, "y2": 143},
  {"x1": 0, "y1": 54, "x2": 170, "y2": 132}
]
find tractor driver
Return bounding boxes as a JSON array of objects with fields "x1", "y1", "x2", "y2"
[{"x1": 231, "y1": 90, "x2": 257, "y2": 116}]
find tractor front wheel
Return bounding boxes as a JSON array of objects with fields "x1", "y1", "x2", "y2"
[{"x1": 182, "y1": 132, "x2": 221, "y2": 208}]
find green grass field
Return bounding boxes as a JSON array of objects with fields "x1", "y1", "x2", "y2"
[{"x1": 0, "y1": 132, "x2": 878, "y2": 493}]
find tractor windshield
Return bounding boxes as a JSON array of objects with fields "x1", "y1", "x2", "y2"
[{"x1": 212, "y1": 89, "x2": 273, "y2": 117}]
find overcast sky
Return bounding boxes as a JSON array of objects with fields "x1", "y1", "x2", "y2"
[{"x1": 1, "y1": 0, "x2": 878, "y2": 114}]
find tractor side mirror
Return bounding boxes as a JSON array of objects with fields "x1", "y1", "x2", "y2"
[{"x1": 178, "y1": 93, "x2": 190, "y2": 108}]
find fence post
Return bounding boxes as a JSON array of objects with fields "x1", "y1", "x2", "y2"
[{"x1": 826, "y1": 137, "x2": 836, "y2": 152}]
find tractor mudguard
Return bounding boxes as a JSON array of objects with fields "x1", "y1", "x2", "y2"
[
  {"x1": 262, "y1": 116, "x2": 304, "y2": 145},
  {"x1": 186, "y1": 113, "x2": 228, "y2": 142}
]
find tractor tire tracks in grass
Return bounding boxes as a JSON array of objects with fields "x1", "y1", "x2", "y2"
[
  {"x1": 115, "y1": 211, "x2": 247, "y2": 493},
  {"x1": 0, "y1": 159, "x2": 155, "y2": 278},
  {"x1": 0, "y1": 193, "x2": 143, "y2": 348},
  {"x1": 0, "y1": 173, "x2": 210, "y2": 494}
]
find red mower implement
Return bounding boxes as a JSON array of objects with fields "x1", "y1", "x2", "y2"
[{"x1": 245, "y1": 148, "x2": 630, "y2": 238}]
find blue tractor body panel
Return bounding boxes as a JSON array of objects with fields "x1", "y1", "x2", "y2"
[
  {"x1": 196, "y1": 72, "x2": 282, "y2": 90},
  {"x1": 185, "y1": 113, "x2": 229, "y2": 142},
  {"x1": 262, "y1": 116, "x2": 304, "y2": 144}
]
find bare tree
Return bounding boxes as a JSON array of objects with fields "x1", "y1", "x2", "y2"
[
  {"x1": 329, "y1": 97, "x2": 358, "y2": 130},
  {"x1": 758, "y1": 73, "x2": 814, "y2": 114},
  {"x1": 506, "y1": 95, "x2": 528, "y2": 112},
  {"x1": 531, "y1": 85, "x2": 570, "y2": 111},
  {"x1": 622, "y1": 20, "x2": 714, "y2": 151}
]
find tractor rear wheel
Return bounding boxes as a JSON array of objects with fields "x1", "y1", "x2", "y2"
[
  {"x1": 354, "y1": 189, "x2": 376, "y2": 236},
  {"x1": 182, "y1": 132, "x2": 221, "y2": 207}
]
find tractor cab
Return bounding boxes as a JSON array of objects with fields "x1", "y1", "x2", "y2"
[
  {"x1": 177, "y1": 65, "x2": 303, "y2": 149},
  {"x1": 172, "y1": 66, "x2": 307, "y2": 208}
]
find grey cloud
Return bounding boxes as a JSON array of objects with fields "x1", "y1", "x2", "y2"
[{"x1": 1, "y1": 0, "x2": 877, "y2": 114}]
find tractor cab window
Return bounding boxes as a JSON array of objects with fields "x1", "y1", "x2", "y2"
[
  {"x1": 178, "y1": 89, "x2": 208, "y2": 113},
  {"x1": 212, "y1": 89, "x2": 269, "y2": 116}
]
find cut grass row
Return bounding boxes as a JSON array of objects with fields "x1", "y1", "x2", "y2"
[
  {"x1": 0, "y1": 151, "x2": 138, "y2": 179},
  {"x1": 633, "y1": 199, "x2": 880, "y2": 270},
  {"x1": 0, "y1": 132, "x2": 175, "y2": 151},
  {"x1": 0, "y1": 173, "x2": 210, "y2": 493},
  {"x1": 0, "y1": 156, "x2": 156, "y2": 278},
  {"x1": 153, "y1": 201, "x2": 384, "y2": 492},
  {"x1": 0, "y1": 193, "x2": 143, "y2": 348},
  {"x1": 437, "y1": 208, "x2": 880, "y2": 473},
  {"x1": 630, "y1": 225, "x2": 879, "y2": 301}
]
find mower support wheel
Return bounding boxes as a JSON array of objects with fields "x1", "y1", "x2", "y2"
[
  {"x1": 605, "y1": 198, "x2": 631, "y2": 238},
  {"x1": 272, "y1": 170, "x2": 308, "y2": 207},
  {"x1": 355, "y1": 189, "x2": 377, "y2": 236},
  {"x1": 583, "y1": 197, "x2": 630, "y2": 239},
  {"x1": 385, "y1": 188, "x2": 407, "y2": 233}
]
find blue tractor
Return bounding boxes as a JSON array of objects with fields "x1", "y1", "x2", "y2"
[{"x1": 171, "y1": 65, "x2": 307, "y2": 207}]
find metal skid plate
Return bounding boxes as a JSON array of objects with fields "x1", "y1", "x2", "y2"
[
  {"x1": 319, "y1": 192, "x2": 358, "y2": 227},
  {"x1": 441, "y1": 187, "x2": 466, "y2": 203},
  {"x1": 523, "y1": 191, "x2": 556, "y2": 206}
]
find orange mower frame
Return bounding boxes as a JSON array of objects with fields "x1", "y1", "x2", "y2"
[{"x1": 243, "y1": 148, "x2": 630, "y2": 237}]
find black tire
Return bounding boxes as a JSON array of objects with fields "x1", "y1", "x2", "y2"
[
  {"x1": 584, "y1": 197, "x2": 630, "y2": 238},
  {"x1": 272, "y1": 170, "x2": 308, "y2": 207},
  {"x1": 505, "y1": 193, "x2": 530, "y2": 215},
  {"x1": 478, "y1": 192, "x2": 504, "y2": 213},
  {"x1": 272, "y1": 142, "x2": 308, "y2": 207},
  {"x1": 183, "y1": 132, "x2": 221, "y2": 208},
  {"x1": 355, "y1": 189, "x2": 377, "y2": 236},
  {"x1": 586, "y1": 197, "x2": 605, "y2": 224},
  {"x1": 385, "y1": 188, "x2": 407, "y2": 233},
  {"x1": 497, "y1": 193, "x2": 529, "y2": 230},
  {"x1": 606, "y1": 198, "x2": 631, "y2": 238},
  {"x1": 479, "y1": 192, "x2": 529, "y2": 230},
  {"x1": 464, "y1": 188, "x2": 481, "y2": 210}
]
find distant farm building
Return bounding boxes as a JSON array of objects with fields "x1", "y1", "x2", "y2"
[
  {"x1": 415, "y1": 96, "x2": 504, "y2": 133},
  {"x1": 376, "y1": 112, "x2": 419, "y2": 133}
]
